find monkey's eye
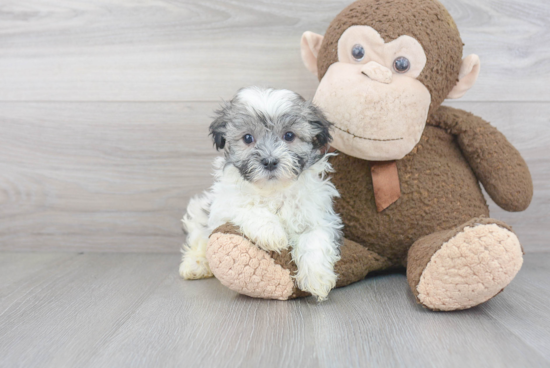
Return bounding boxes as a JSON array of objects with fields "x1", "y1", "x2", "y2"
[
  {"x1": 351, "y1": 44, "x2": 365, "y2": 61},
  {"x1": 393, "y1": 57, "x2": 411, "y2": 73},
  {"x1": 283, "y1": 132, "x2": 295, "y2": 142},
  {"x1": 243, "y1": 134, "x2": 254, "y2": 144}
]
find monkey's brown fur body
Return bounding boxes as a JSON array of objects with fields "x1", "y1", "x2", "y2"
[
  {"x1": 203, "y1": 0, "x2": 533, "y2": 311},
  {"x1": 332, "y1": 107, "x2": 532, "y2": 269}
]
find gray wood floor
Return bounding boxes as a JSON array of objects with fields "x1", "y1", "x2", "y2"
[{"x1": 0, "y1": 252, "x2": 549, "y2": 368}]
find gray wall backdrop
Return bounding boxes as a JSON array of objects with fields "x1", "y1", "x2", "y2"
[{"x1": 0, "y1": 0, "x2": 548, "y2": 253}]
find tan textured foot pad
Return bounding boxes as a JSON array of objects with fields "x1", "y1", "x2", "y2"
[
  {"x1": 206, "y1": 233, "x2": 295, "y2": 300},
  {"x1": 417, "y1": 223, "x2": 523, "y2": 311}
]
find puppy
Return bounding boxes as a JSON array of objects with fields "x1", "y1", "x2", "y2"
[{"x1": 179, "y1": 87, "x2": 343, "y2": 301}]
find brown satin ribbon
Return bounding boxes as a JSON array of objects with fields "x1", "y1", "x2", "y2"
[
  {"x1": 323, "y1": 146, "x2": 401, "y2": 212},
  {"x1": 369, "y1": 160, "x2": 401, "y2": 212}
]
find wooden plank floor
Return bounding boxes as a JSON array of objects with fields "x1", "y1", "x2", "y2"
[{"x1": 0, "y1": 252, "x2": 549, "y2": 368}]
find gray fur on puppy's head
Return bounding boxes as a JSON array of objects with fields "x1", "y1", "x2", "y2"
[{"x1": 210, "y1": 86, "x2": 332, "y2": 183}]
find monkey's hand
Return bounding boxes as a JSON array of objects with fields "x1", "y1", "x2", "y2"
[{"x1": 430, "y1": 105, "x2": 533, "y2": 212}]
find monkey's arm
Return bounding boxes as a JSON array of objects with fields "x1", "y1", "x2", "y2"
[{"x1": 429, "y1": 105, "x2": 533, "y2": 212}]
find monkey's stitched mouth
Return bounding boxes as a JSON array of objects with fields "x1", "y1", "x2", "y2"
[{"x1": 333, "y1": 124, "x2": 403, "y2": 142}]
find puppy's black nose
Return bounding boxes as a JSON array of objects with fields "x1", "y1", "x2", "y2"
[{"x1": 261, "y1": 158, "x2": 279, "y2": 171}]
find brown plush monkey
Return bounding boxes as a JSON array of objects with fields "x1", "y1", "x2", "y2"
[{"x1": 204, "y1": 0, "x2": 533, "y2": 311}]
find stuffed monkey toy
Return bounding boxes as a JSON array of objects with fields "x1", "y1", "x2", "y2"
[{"x1": 202, "y1": 0, "x2": 533, "y2": 311}]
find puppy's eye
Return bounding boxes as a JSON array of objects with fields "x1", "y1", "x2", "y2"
[
  {"x1": 243, "y1": 134, "x2": 254, "y2": 144},
  {"x1": 283, "y1": 132, "x2": 295, "y2": 142},
  {"x1": 393, "y1": 57, "x2": 410, "y2": 73},
  {"x1": 351, "y1": 44, "x2": 365, "y2": 62}
]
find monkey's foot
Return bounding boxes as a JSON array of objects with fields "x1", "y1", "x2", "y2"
[
  {"x1": 408, "y1": 218, "x2": 523, "y2": 311},
  {"x1": 206, "y1": 224, "x2": 303, "y2": 300}
]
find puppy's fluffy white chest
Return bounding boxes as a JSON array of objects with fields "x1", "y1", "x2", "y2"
[
  {"x1": 207, "y1": 156, "x2": 339, "y2": 244},
  {"x1": 249, "y1": 188, "x2": 307, "y2": 238}
]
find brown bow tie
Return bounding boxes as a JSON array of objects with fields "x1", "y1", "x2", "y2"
[
  {"x1": 323, "y1": 146, "x2": 401, "y2": 212},
  {"x1": 369, "y1": 160, "x2": 401, "y2": 212}
]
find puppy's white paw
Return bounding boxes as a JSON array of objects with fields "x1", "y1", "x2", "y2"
[
  {"x1": 295, "y1": 266, "x2": 337, "y2": 302},
  {"x1": 245, "y1": 222, "x2": 289, "y2": 253},
  {"x1": 180, "y1": 253, "x2": 213, "y2": 280}
]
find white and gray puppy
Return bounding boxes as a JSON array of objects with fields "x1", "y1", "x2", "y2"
[{"x1": 179, "y1": 86, "x2": 343, "y2": 301}]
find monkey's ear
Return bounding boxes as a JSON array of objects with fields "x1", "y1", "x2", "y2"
[
  {"x1": 209, "y1": 116, "x2": 227, "y2": 151},
  {"x1": 447, "y1": 55, "x2": 481, "y2": 99},
  {"x1": 301, "y1": 31, "x2": 324, "y2": 76}
]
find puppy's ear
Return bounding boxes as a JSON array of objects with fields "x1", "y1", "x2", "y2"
[
  {"x1": 209, "y1": 112, "x2": 227, "y2": 151},
  {"x1": 306, "y1": 102, "x2": 332, "y2": 149}
]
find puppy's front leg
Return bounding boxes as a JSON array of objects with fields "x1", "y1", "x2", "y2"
[
  {"x1": 292, "y1": 228, "x2": 340, "y2": 301},
  {"x1": 237, "y1": 209, "x2": 288, "y2": 253}
]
